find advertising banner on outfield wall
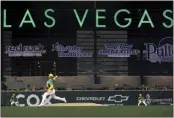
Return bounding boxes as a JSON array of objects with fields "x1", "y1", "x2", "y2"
[{"x1": 1, "y1": 91, "x2": 173, "y2": 106}]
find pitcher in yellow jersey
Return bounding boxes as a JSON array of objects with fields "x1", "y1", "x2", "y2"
[{"x1": 38, "y1": 73, "x2": 67, "y2": 106}]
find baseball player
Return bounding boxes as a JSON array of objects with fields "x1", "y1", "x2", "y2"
[
  {"x1": 10, "y1": 94, "x2": 20, "y2": 106},
  {"x1": 38, "y1": 73, "x2": 67, "y2": 106},
  {"x1": 138, "y1": 94, "x2": 147, "y2": 106}
]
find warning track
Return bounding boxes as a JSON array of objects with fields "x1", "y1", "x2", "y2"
[{"x1": 45, "y1": 103, "x2": 104, "y2": 106}]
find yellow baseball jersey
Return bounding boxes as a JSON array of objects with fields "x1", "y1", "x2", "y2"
[
  {"x1": 138, "y1": 96, "x2": 145, "y2": 101},
  {"x1": 10, "y1": 95, "x2": 17, "y2": 102},
  {"x1": 46, "y1": 79, "x2": 54, "y2": 90}
]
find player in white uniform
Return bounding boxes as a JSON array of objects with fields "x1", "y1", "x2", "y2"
[{"x1": 38, "y1": 73, "x2": 67, "y2": 106}]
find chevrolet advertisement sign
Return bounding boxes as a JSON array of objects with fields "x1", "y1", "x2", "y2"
[
  {"x1": 76, "y1": 95, "x2": 129, "y2": 105},
  {"x1": 108, "y1": 95, "x2": 129, "y2": 103},
  {"x1": 76, "y1": 97, "x2": 105, "y2": 101}
]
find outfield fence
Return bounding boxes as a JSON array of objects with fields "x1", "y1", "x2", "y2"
[{"x1": 1, "y1": 90, "x2": 173, "y2": 106}]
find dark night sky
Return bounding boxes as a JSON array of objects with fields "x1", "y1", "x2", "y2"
[{"x1": 1, "y1": 1, "x2": 173, "y2": 76}]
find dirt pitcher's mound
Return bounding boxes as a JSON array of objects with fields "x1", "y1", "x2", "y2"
[{"x1": 46, "y1": 103, "x2": 104, "y2": 106}]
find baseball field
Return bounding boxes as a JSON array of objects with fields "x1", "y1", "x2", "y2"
[{"x1": 1, "y1": 103, "x2": 173, "y2": 117}]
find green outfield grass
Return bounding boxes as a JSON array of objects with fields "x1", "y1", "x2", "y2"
[{"x1": 1, "y1": 106, "x2": 173, "y2": 117}]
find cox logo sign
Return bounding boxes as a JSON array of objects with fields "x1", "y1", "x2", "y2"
[{"x1": 16, "y1": 94, "x2": 53, "y2": 106}]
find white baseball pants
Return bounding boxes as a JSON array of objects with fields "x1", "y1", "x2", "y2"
[
  {"x1": 11, "y1": 101, "x2": 20, "y2": 106},
  {"x1": 39, "y1": 89, "x2": 65, "y2": 106},
  {"x1": 138, "y1": 100, "x2": 147, "y2": 106}
]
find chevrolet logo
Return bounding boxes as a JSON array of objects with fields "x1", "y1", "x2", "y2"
[{"x1": 108, "y1": 95, "x2": 129, "y2": 103}]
